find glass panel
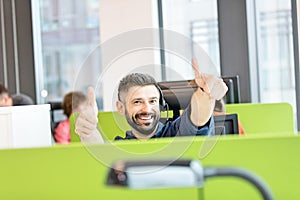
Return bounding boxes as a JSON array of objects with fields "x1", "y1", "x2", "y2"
[
  {"x1": 34, "y1": 0, "x2": 101, "y2": 107},
  {"x1": 255, "y1": 0, "x2": 296, "y2": 110},
  {"x1": 161, "y1": 0, "x2": 220, "y2": 80}
]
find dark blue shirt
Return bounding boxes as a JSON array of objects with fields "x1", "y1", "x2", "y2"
[{"x1": 114, "y1": 105, "x2": 215, "y2": 140}]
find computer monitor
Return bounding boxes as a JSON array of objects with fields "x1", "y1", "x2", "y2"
[
  {"x1": 222, "y1": 75, "x2": 241, "y2": 104},
  {"x1": 48, "y1": 101, "x2": 66, "y2": 136},
  {"x1": 213, "y1": 114, "x2": 239, "y2": 135}
]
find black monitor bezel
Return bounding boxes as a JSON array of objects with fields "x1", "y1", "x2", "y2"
[{"x1": 213, "y1": 114, "x2": 239, "y2": 135}]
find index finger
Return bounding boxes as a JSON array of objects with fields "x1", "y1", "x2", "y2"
[
  {"x1": 191, "y1": 58, "x2": 210, "y2": 93},
  {"x1": 192, "y1": 57, "x2": 201, "y2": 78}
]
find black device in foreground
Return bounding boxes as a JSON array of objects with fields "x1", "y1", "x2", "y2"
[{"x1": 106, "y1": 159, "x2": 274, "y2": 200}]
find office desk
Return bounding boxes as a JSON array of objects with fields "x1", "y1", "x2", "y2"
[{"x1": 0, "y1": 134, "x2": 299, "y2": 199}]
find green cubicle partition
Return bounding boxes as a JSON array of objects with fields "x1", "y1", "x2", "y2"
[
  {"x1": 70, "y1": 110, "x2": 172, "y2": 142},
  {"x1": 226, "y1": 102, "x2": 295, "y2": 134},
  {"x1": 70, "y1": 102, "x2": 295, "y2": 143},
  {"x1": 0, "y1": 134, "x2": 299, "y2": 199},
  {"x1": 70, "y1": 111, "x2": 129, "y2": 142}
]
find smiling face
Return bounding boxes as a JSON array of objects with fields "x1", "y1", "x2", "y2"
[{"x1": 116, "y1": 85, "x2": 161, "y2": 139}]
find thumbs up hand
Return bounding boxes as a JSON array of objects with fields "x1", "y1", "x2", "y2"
[{"x1": 75, "y1": 87, "x2": 104, "y2": 143}]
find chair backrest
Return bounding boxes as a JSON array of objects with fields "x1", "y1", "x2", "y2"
[
  {"x1": 157, "y1": 76, "x2": 241, "y2": 118},
  {"x1": 222, "y1": 75, "x2": 241, "y2": 104},
  {"x1": 226, "y1": 102, "x2": 295, "y2": 134}
]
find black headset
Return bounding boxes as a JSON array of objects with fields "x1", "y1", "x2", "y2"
[{"x1": 155, "y1": 84, "x2": 168, "y2": 111}]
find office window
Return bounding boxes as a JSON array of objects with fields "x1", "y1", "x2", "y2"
[
  {"x1": 161, "y1": 0, "x2": 220, "y2": 80},
  {"x1": 32, "y1": 0, "x2": 101, "y2": 105},
  {"x1": 255, "y1": 0, "x2": 296, "y2": 109},
  {"x1": 191, "y1": 18, "x2": 219, "y2": 70}
]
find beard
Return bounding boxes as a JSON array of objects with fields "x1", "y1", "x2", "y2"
[{"x1": 125, "y1": 110, "x2": 160, "y2": 136}]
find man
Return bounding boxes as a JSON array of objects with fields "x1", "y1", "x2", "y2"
[
  {"x1": 75, "y1": 59, "x2": 228, "y2": 143},
  {"x1": 0, "y1": 84, "x2": 34, "y2": 106}
]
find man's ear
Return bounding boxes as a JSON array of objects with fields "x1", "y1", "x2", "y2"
[{"x1": 116, "y1": 100, "x2": 125, "y2": 115}]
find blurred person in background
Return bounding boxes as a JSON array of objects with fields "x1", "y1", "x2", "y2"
[
  {"x1": 0, "y1": 83, "x2": 34, "y2": 106},
  {"x1": 54, "y1": 91, "x2": 87, "y2": 144}
]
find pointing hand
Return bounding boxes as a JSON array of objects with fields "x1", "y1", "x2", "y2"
[{"x1": 192, "y1": 58, "x2": 228, "y2": 100}]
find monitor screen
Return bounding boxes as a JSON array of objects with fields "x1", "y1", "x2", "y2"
[{"x1": 213, "y1": 114, "x2": 239, "y2": 135}]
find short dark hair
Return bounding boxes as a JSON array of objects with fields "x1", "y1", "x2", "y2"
[
  {"x1": 118, "y1": 73, "x2": 157, "y2": 101},
  {"x1": 62, "y1": 91, "x2": 87, "y2": 117}
]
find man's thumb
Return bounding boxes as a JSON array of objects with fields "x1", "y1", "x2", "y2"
[{"x1": 87, "y1": 86, "x2": 96, "y2": 106}]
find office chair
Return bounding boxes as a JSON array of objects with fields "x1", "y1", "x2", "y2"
[
  {"x1": 221, "y1": 75, "x2": 241, "y2": 104},
  {"x1": 157, "y1": 79, "x2": 240, "y2": 134}
]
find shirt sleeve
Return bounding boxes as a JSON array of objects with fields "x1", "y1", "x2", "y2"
[{"x1": 177, "y1": 104, "x2": 215, "y2": 136}]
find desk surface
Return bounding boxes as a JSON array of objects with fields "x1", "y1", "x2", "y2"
[{"x1": 0, "y1": 134, "x2": 299, "y2": 200}]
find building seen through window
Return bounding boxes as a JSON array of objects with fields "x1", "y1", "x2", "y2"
[
  {"x1": 255, "y1": 0, "x2": 296, "y2": 113},
  {"x1": 34, "y1": 0, "x2": 102, "y2": 108}
]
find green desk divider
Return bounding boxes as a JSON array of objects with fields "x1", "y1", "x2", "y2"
[
  {"x1": 69, "y1": 113, "x2": 80, "y2": 142},
  {"x1": 226, "y1": 102, "x2": 295, "y2": 134},
  {"x1": 70, "y1": 111, "x2": 129, "y2": 142},
  {"x1": 0, "y1": 134, "x2": 299, "y2": 199},
  {"x1": 70, "y1": 110, "x2": 174, "y2": 142},
  {"x1": 70, "y1": 102, "x2": 295, "y2": 143}
]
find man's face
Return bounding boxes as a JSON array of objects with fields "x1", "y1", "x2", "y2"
[{"x1": 120, "y1": 85, "x2": 161, "y2": 137}]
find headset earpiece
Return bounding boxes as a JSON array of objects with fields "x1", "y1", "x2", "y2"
[{"x1": 156, "y1": 85, "x2": 168, "y2": 111}]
